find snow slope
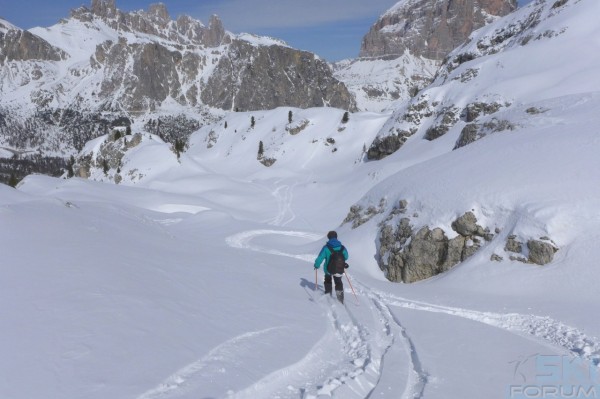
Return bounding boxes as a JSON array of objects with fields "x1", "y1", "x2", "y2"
[
  {"x1": 333, "y1": 53, "x2": 439, "y2": 112},
  {"x1": 2, "y1": 0, "x2": 600, "y2": 398}
]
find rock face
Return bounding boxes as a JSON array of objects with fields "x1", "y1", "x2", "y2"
[
  {"x1": 201, "y1": 40, "x2": 357, "y2": 112},
  {"x1": 376, "y1": 203, "x2": 494, "y2": 283},
  {"x1": 78, "y1": 0, "x2": 217, "y2": 46},
  {"x1": 69, "y1": 1, "x2": 355, "y2": 112},
  {"x1": 0, "y1": 0, "x2": 356, "y2": 160},
  {"x1": 360, "y1": 0, "x2": 517, "y2": 61},
  {"x1": 0, "y1": 27, "x2": 67, "y2": 64},
  {"x1": 378, "y1": 208, "x2": 493, "y2": 283}
]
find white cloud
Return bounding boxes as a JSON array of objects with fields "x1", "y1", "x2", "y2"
[{"x1": 189, "y1": 0, "x2": 400, "y2": 32}]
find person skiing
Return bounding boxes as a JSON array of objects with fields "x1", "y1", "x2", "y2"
[{"x1": 314, "y1": 231, "x2": 349, "y2": 303}]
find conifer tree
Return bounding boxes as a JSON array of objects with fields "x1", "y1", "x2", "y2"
[
  {"x1": 8, "y1": 173, "x2": 18, "y2": 187},
  {"x1": 341, "y1": 111, "x2": 349, "y2": 124},
  {"x1": 258, "y1": 141, "x2": 264, "y2": 159},
  {"x1": 66, "y1": 156, "x2": 75, "y2": 178},
  {"x1": 288, "y1": 110, "x2": 293, "y2": 124},
  {"x1": 174, "y1": 138, "x2": 186, "y2": 159}
]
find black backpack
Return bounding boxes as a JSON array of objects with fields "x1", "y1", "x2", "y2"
[{"x1": 327, "y1": 244, "x2": 346, "y2": 275}]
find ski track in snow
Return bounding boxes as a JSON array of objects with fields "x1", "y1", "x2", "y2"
[
  {"x1": 225, "y1": 229, "x2": 321, "y2": 263},
  {"x1": 224, "y1": 229, "x2": 427, "y2": 398},
  {"x1": 221, "y1": 229, "x2": 600, "y2": 398},
  {"x1": 268, "y1": 184, "x2": 296, "y2": 227},
  {"x1": 354, "y1": 282, "x2": 600, "y2": 368},
  {"x1": 136, "y1": 327, "x2": 286, "y2": 399}
]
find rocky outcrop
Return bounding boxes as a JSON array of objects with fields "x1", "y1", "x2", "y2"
[
  {"x1": 375, "y1": 202, "x2": 495, "y2": 283},
  {"x1": 68, "y1": 1, "x2": 357, "y2": 113},
  {"x1": 343, "y1": 199, "x2": 388, "y2": 228},
  {"x1": 0, "y1": 28, "x2": 67, "y2": 64},
  {"x1": 360, "y1": 0, "x2": 517, "y2": 61},
  {"x1": 75, "y1": 0, "x2": 226, "y2": 48},
  {"x1": 504, "y1": 235, "x2": 558, "y2": 265},
  {"x1": 366, "y1": 95, "x2": 433, "y2": 160},
  {"x1": 332, "y1": 53, "x2": 439, "y2": 112},
  {"x1": 454, "y1": 118, "x2": 515, "y2": 149},
  {"x1": 74, "y1": 131, "x2": 142, "y2": 181},
  {"x1": 203, "y1": 15, "x2": 226, "y2": 47},
  {"x1": 201, "y1": 40, "x2": 357, "y2": 112},
  {"x1": 367, "y1": 133, "x2": 412, "y2": 160}
]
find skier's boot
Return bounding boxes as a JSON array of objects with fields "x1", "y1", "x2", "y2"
[
  {"x1": 335, "y1": 290, "x2": 344, "y2": 304},
  {"x1": 324, "y1": 281, "x2": 332, "y2": 296}
]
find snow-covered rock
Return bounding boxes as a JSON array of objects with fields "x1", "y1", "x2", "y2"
[{"x1": 360, "y1": 0, "x2": 518, "y2": 60}]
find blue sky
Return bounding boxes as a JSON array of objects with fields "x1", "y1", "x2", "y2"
[{"x1": 0, "y1": 0, "x2": 535, "y2": 62}]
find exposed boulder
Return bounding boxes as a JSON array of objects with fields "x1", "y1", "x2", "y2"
[
  {"x1": 505, "y1": 235, "x2": 523, "y2": 253},
  {"x1": 527, "y1": 239, "x2": 558, "y2": 265},
  {"x1": 503, "y1": 235, "x2": 558, "y2": 265},
  {"x1": 451, "y1": 211, "x2": 480, "y2": 236}
]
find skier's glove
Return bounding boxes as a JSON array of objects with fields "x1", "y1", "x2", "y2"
[{"x1": 344, "y1": 263, "x2": 349, "y2": 269}]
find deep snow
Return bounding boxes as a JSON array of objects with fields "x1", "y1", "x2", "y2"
[{"x1": 2, "y1": 0, "x2": 600, "y2": 398}]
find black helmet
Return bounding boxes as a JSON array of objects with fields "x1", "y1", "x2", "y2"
[{"x1": 327, "y1": 231, "x2": 338, "y2": 239}]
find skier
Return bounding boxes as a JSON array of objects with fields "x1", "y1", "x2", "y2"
[{"x1": 314, "y1": 231, "x2": 349, "y2": 303}]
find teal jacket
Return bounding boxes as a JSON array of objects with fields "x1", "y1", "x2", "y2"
[{"x1": 314, "y1": 238, "x2": 349, "y2": 275}]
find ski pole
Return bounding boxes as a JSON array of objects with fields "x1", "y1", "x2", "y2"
[
  {"x1": 315, "y1": 268, "x2": 318, "y2": 291},
  {"x1": 344, "y1": 272, "x2": 359, "y2": 304}
]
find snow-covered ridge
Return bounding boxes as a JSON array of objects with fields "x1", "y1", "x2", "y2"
[
  {"x1": 236, "y1": 32, "x2": 289, "y2": 48},
  {"x1": 3, "y1": 1, "x2": 600, "y2": 396},
  {"x1": 441, "y1": 0, "x2": 587, "y2": 74},
  {"x1": 0, "y1": 17, "x2": 19, "y2": 33},
  {"x1": 333, "y1": 52, "x2": 439, "y2": 112},
  {"x1": 0, "y1": 0, "x2": 355, "y2": 160},
  {"x1": 369, "y1": 0, "x2": 600, "y2": 161}
]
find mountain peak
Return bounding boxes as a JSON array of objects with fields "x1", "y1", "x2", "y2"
[
  {"x1": 147, "y1": 3, "x2": 170, "y2": 22},
  {"x1": 0, "y1": 18, "x2": 19, "y2": 33},
  {"x1": 90, "y1": 0, "x2": 117, "y2": 19}
]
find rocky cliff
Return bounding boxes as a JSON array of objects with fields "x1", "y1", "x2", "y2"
[
  {"x1": 366, "y1": 0, "x2": 575, "y2": 161},
  {"x1": 360, "y1": 0, "x2": 517, "y2": 61},
  {"x1": 203, "y1": 40, "x2": 356, "y2": 111},
  {"x1": 70, "y1": 0, "x2": 355, "y2": 112},
  {"x1": 0, "y1": 21, "x2": 67, "y2": 64},
  {"x1": 0, "y1": 0, "x2": 355, "y2": 164}
]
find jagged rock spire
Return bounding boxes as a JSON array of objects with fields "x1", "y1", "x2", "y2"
[
  {"x1": 204, "y1": 15, "x2": 225, "y2": 47},
  {"x1": 91, "y1": 0, "x2": 117, "y2": 19},
  {"x1": 148, "y1": 3, "x2": 170, "y2": 22}
]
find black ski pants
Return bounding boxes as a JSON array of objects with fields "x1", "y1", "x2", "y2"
[{"x1": 324, "y1": 273, "x2": 343, "y2": 294}]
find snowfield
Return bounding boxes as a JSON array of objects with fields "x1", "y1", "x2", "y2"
[{"x1": 2, "y1": 0, "x2": 600, "y2": 398}]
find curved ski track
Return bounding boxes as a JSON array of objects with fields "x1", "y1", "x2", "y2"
[{"x1": 139, "y1": 229, "x2": 600, "y2": 398}]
